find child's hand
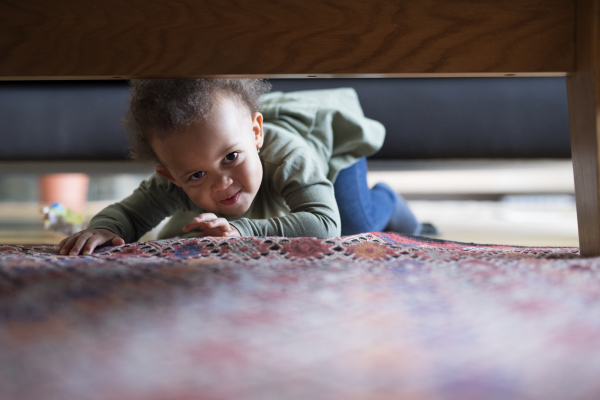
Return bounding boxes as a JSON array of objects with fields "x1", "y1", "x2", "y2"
[
  {"x1": 57, "y1": 228, "x2": 125, "y2": 256},
  {"x1": 182, "y1": 213, "x2": 241, "y2": 238}
]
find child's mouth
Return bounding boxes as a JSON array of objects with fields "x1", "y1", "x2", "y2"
[{"x1": 220, "y1": 191, "x2": 241, "y2": 205}]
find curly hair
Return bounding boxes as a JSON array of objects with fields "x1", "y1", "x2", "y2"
[{"x1": 123, "y1": 79, "x2": 272, "y2": 162}]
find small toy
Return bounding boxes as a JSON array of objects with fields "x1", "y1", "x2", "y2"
[{"x1": 42, "y1": 202, "x2": 88, "y2": 235}]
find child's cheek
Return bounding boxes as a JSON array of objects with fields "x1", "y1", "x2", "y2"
[
  {"x1": 183, "y1": 188, "x2": 209, "y2": 211},
  {"x1": 248, "y1": 157, "x2": 263, "y2": 190}
]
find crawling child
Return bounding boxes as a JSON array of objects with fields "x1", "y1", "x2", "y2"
[{"x1": 58, "y1": 79, "x2": 423, "y2": 256}]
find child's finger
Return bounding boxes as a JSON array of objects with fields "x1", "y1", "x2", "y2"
[
  {"x1": 58, "y1": 232, "x2": 80, "y2": 251},
  {"x1": 68, "y1": 233, "x2": 94, "y2": 256},
  {"x1": 197, "y1": 220, "x2": 235, "y2": 237},
  {"x1": 59, "y1": 234, "x2": 82, "y2": 255},
  {"x1": 182, "y1": 213, "x2": 218, "y2": 232},
  {"x1": 81, "y1": 235, "x2": 107, "y2": 256},
  {"x1": 206, "y1": 218, "x2": 232, "y2": 232},
  {"x1": 57, "y1": 236, "x2": 69, "y2": 250},
  {"x1": 195, "y1": 219, "x2": 231, "y2": 235},
  {"x1": 182, "y1": 220, "x2": 206, "y2": 232},
  {"x1": 222, "y1": 229, "x2": 239, "y2": 237},
  {"x1": 80, "y1": 233, "x2": 122, "y2": 255},
  {"x1": 193, "y1": 213, "x2": 218, "y2": 223}
]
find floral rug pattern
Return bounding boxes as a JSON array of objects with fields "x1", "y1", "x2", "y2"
[{"x1": 1, "y1": 233, "x2": 599, "y2": 400}]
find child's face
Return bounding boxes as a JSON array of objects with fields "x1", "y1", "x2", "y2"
[{"x1": 153, "y1": 96, "x2": 264, "y2": 216}]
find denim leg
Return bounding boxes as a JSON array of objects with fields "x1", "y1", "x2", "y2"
[
  {"x1": 334, "y1": 157, "x2": 397, "y2": 235},
  {"x1": 385, "y1": 187, "x2": 422, "y2": 235}
]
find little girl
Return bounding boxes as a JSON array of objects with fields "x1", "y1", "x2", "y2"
[{"x1": 58, "y1": 79, "x2": 423, "y2": 256}]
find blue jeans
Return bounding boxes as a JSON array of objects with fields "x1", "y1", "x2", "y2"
[{"x1": 333, "y1": 157, "x2": 420, "y2": 236}]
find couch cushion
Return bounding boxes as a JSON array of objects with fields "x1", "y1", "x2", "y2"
[{"x1": 0, "y1": 78, "x2": 571, "y2": 160}]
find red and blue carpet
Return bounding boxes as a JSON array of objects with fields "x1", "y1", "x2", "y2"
[{"x1": 0, "y1": 233, "x2": 598, "y2": 400}]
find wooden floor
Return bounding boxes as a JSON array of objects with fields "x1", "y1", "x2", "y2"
[
  {"x1": 368, "y1": 159, "x2": 578, "y2": 247},
  {"x1": 0, "y1": 197, "x2": 578, "y2": 247},
  {"x1": 0, "y1": 160, "x2": 579, "y2": 248},
  {"x1": 409, "y1": 197, "x2": 578, "y2": 247}
]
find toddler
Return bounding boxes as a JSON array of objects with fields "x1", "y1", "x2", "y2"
[{"x1": 58, "y1": 79, "x2": 423, "y2": 256}]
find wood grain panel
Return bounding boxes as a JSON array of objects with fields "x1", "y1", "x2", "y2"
[
  {"x1": 567, "y1": 0, "x2": 600, "y2": 257},
  {"x1": 0, "y1": 0, "x2": 574, "y2": 79}
]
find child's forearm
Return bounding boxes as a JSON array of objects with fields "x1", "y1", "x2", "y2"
[
  {"x1": 230, "y1": 182, "x2": 341, "y2": 238},
  {"x1": 87, "y1": 203, "x2": 141, "y2": 243},
  {"x1": 88, "y1": 174, "x2": 191, "y2": 242},
  {"x1": 88, "y1": 201, "x2": 168, "y2": 243},
  {"x1": 234, "y1": 174, "x2": 342, "y2": 238},
  {"x1": 230, "y1": 210, "x2": 340, "y2": 238}
]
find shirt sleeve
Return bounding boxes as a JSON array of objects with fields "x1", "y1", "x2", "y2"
[
  {"x1": 229, "y1": 140, "x2": 341, "y2": 238},
  {"x1": 87, "y1": 173, "x2": 191, "y2": 243}
]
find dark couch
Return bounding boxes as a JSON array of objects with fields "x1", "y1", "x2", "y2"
[{"x1": 0, "y1": 78, "x2": 571, "y2": 161}]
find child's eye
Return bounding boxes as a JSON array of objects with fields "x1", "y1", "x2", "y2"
[
  {"x1": 224, "y1": 152, "x2": 238, "y2": 163},
  {"x1": 189, "y1": 171, "x2": 205, "y2": 181}
]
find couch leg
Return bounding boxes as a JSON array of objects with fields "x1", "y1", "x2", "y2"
[{"x1": 567, "y1": 0, "x2": 600, "y2": 257}]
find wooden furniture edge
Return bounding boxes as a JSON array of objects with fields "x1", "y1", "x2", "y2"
[
  {"x1": 0, "y1": 0, "x2": 574, "y2": 78},
  {"x1": 567, "y1": 0, "x2": 600, "y2": 256}
]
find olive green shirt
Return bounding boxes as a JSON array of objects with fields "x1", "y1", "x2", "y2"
[{"x1": 88, "y1": 88, "x2": 385, "y2": 241}]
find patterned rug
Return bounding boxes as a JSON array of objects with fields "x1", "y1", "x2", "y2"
[{"x1": 1, "y1": 232, "x2": 598, "y2": 400}]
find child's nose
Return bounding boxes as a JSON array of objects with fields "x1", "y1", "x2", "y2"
[{"x1": 211, "y1": 174, "x2": 232, "y2": 191}]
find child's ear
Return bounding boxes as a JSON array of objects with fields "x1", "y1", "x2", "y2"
[
  {"x1": 252, "y1": 112, "x2": 264, "y2": 149},
  {"x1": 155, "y1": 165, "x2": 181, "y2": 187}
]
